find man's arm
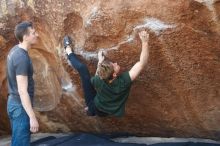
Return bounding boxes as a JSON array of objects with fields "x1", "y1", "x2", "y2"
[
  {"x1": 95, "y1": 50, "x2": 105, "y2": 75},
  {"x1": 16, "y1": 75, "x2": 39, "y2": 133},
  {"x1": 129, "y1": 30, "x2": 149, "y2": 81}
]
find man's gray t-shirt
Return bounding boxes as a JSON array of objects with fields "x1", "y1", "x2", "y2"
[{"x1": 7, "y1": 45, "x2": 34, "y2": 105}]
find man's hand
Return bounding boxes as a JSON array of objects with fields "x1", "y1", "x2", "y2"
[
  {"x1": 98, "y1": 50, "x2": 105, "y2": 63},
  {"x1": 95, "y1": 50, "x2": 105, "y2": 75},
  {"x1": 139, "y1": 30, "x2": 149, "y2": 43},
  {"x1": 30, "y1": 116, "x2": 39, "y2": 133}
]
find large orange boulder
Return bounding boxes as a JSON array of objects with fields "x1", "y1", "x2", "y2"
[{"x1": 0, "y1": 0, "x2": 219, "y2": 140}]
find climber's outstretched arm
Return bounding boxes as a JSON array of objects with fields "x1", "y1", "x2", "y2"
[{"x1": 129, "y1": 30, "x2": 149, "y2": 81}]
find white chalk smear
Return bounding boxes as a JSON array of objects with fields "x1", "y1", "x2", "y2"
[
  {"x1": 134, "y1": 18, "x2": 176, "y2": 36},
  {"x1": 86, "y1": 6, "x2": 100, "y2": 26}
]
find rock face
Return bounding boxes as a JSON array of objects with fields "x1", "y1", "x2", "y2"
[{"x1": 0, "y1": 0, "x2": 220, "y2": 140}]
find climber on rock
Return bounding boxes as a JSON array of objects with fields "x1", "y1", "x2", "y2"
[{"x1": 63, "y1": 30, "x2": 149, "y2": 117}]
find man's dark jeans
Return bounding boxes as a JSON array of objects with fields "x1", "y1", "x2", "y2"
[{"x1": 7, "y1": 97, "x2": 31, "y2": 146}]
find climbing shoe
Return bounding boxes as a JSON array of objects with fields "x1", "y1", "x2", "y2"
[{"x1": 63, "y1": 35, "x2": 72, "y2": 49}]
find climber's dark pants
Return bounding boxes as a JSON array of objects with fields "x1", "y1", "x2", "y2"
[{"x1": 68, "y1": 53, "x2": 108, "y2": 116}]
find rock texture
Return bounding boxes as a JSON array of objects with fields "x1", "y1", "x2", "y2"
[{"x1": 0, "y1": 0, "x2": 220, "y2": 140}]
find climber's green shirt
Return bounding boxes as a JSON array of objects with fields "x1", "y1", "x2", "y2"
[{"x1": 91, "y1": 72, "x2": 132, "y2": 117}]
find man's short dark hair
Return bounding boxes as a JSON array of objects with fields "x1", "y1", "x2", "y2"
[{"x1": 14, "y1": 21, "x2": 33, "y2": 42}]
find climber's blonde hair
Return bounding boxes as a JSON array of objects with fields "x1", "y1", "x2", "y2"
[{"x1": 97, "y1": 60, "x2": 114, "y2": 81}]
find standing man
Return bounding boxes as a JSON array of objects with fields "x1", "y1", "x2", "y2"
[{"x1": 7, "y1": 21, "x2": 39, "y2": 146}]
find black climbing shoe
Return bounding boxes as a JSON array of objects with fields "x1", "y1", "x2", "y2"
[{"x1": 63, "y1": 35, "x2": 72, "y2": 49}]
